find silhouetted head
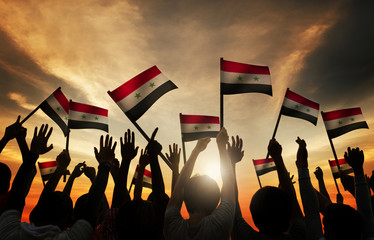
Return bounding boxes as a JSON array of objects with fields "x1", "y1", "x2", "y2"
[
  {"x1": 117, "y1": 200, "x2": 158, "y2": 240},
  {"x1": 73, "y1": 193, "x2": 109, "y2": 227},
  {"x1": 323, "y1": 203, "x2": 362, "y2": 240},
  {"x1": 250, "y1": 186, "x2": 292, "y2": 234},
  {"x1": 184, "y1": 175, "x2": 220, "y2": 215},
  {"x1": 30, "y1": 191, "x2": 73, "y2": 230},
  {"x1": 0, "y1": 162, "x2": 11, "y2": 194}
]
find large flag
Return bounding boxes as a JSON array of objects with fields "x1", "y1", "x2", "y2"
[
  {"x1": 328, "y1": 159, "x2": 354, "y2": 179},
  {"x1": 220, "y1": 59, "x2": 272, "y2": 96},
  {"x1": 253, "y1": 158, "x2": 277, "y2": 176},
  {"x1": 68, "y1": 101, "x2": 108, "y2": 132},
  {"x1": 131, "y1": 165, "x2": 152, "y2": 189},
  {"x1": 322, "y1": 107, "x2": 368, "y2": 139},
  {"x1": 38, "y1": 161, "x2": 57, "y2": 182},
  {"x1": 280, "y1": 89, "x2": 319, "y2": 125},
  {"x1": 40, "y1": 88, "x2": 69, "y2": 136},
  {"x1": 108, "y1": 66, "x2": 177, "y2": 121},
  {"x1": 180, "y1": 114, "x2": 220, "y2": 142}
]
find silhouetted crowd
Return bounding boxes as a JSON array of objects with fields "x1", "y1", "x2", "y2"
[{"x1": 0, "y1": 117, "x2": 373, "y2": 240}]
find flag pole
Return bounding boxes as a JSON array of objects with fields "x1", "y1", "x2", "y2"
[
  {"x1": 220, "y1": 57, "x2": 224, "y2": 129},
  {"x1": 179, "y1": 113, "x2": 187, "y2": 164},
  {"x1": 130, "y1": 120, "x2": 172, "y2": 169},
  {"x1": 63, "y1": 129, "x2": 71, "y2": 182},
  {"x1": 20, "y1": 104, "x2": 41, "y2": 124},
  {"x1": 253, "y1": 160, "x2": 263, "y2": 188}
]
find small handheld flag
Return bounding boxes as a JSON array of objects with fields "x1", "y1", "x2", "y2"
[
  {"x1": 328, "y1": 158, "x2": 354, "y2": 179},
  {"x1": 38, "y1": 161, "x2": 57, "y2": 182},
  {"x1": 131, "y1": 165, "x2": 152, "y2": 189},
  {"x1": 68, "y1": 101, "x2": 108, "y2": 132},
  {"x1": 253, "y1": 158, "x2": 277, "y2": 176},
  {"x1": 180, "y1": 114, "x2": 220, "y2": 142}
]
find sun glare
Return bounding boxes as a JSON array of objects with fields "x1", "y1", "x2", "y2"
[{"x1": 202, "y1": 162, "x2": 221, "y2": 183}]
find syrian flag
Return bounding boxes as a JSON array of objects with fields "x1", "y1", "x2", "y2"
[
  {"x1": 322, "y1": 107, "x2": 369, "y2": 139},
  {"x1": 38, "y1": 161, "x2": 57, "y2": 182},
  {"x1": 68, "y1": 101, "x2": 108, "y2": 132},
  {"x1": 328, "y1": 159, "x2": 354, "y2": 179},
  {"x1": 220, "y1": 59, "x2": 272, "y2": 96},
  {"x1": 108, "y1": 66, "x2": 177, "y2": 122},
  {"x1": 253, "y1": 158, "x2": 277, "y2": 176},
  {"x1": 131, "y1": 165, "x2": 152, "y2": 189},
  {"x1": 40, "y1": 88, "x2": 69, "y2": 136},
  {"x1": 280, "y1": 89, "x2": 319, "y2": 125},
  {"x1": 180, "y1": 114, "x2": 220, "y2": 142}
]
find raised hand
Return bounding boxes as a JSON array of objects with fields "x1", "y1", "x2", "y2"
[
  {"x1": 120, "y1": 129, "x2": 139, "y2": 164},
  {"x1": 295, "y1": 137, "x2": 308, "y2": 169},
  {"x1": 344, "y1": 147, "x2": 364, "y2": 174},
  {"x1": 84, "y1": 166, "x2": 96, "y2": 182},
  {"x1": 139, "y1": 149, "x2": 150, "y2": 167},
  {"x1": 314, "y1": 167, "x2": 323, "y2": 181},
  {"x1": 268, "y1": 138, "x2": 282, "y2": 158},
  {"x1": 56, "y1": 150, "x2": 71, "y2": 170},
  {"x1": 216, "y1": 127, "x2": 228, "y2": 148},
  {"x1": 166, "y1": 143, "x2": 181, "y2": 169},
  {"x1": 71, "y1": 162, "x2": 86, "y2": 178},
  {"x1": 196, "y1": 137, "x2": 211, "y2": 153},
  {"x1": 147, "y1": 128, "x2": 162, "y2": 157},
  {"x1": 94, "y1": 135, "x2": 117, "y2": 166},
  {"x1": 3, "y1": 116, "x2": 24, "y2": 141},
  {"x1": 228, "y1": 135, "x2": 244, "y2": 165},
  {"x1": 30, "y1": 124, "x2": 53, "y2": 155}
]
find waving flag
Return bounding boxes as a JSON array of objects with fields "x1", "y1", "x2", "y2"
[
  {"x1": 40, "y1": 88, "x2": 69, "y2": 136},
  {"x1": 131, "y1": 165, "x2": 152, "y2": 189},
  {"x1": 38, "y1": 161, "x2": 57, "y2": 182},
  {"x1": 68, "y1": 101, "x2": 108, "y2": 132},
  {"x1": 329, "y1": 159, "x2": 354, "y2": 179},
  {"x1": 281, "y1": 89, "x2": 319, "y2": 125},
  {"x1": 108, "y1": 66, "x2": 177, "y2": 121},
  {"x1": 322, "y1": 107, "x2": 368, "y2": 139},
  {"x1": 180, "y1": 114, "x2": 220, "y2": 142},
  {"x1": 253, "y1": 158, "x2": 276, "y2": 176},
  {"x1": 220, "y1": 59, "x2": 272, "y2": 96}
]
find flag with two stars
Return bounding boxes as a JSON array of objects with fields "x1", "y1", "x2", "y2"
[
  {"x1": 253, "y1": 158, "x2": 277, "y2": 176},
  {"x1": 68, "y1": 101, "x2": 108, "y2": 132},
  {"x1": 322, "y1": 107, "x2": 368, "y2": 139},
  {"x1": 40, "y1": 87, "x2": 69, "y2": 136},
  {"x1": 180, "y1": 114, "x2": 220, "y2": 142},
  {"x1": 38, "y1": 160, "x2": 57, "y2": 182},
  {"x1": 220, "y1": 58, "x2": 272, "y2": 96},
  {"x1": 328, "y1": 158, "x2": 354, "y2": 179},
  {"x1": 108, "y1": 65, "x2": 177, "y2": 122},
  {"x1": 280, "y1": 89, "x2": 319, "y2": 125}
]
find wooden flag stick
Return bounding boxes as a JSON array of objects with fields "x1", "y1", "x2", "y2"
[
  {"x1": 131, "y1": 120, "x2": 172, "y2": 169},
  {"x1": 20, "y1": 104, "x2": 41, "y2": 124},
  {"x1": 220, "y1": 57, "x2": 224, "y2": 129},
  {"x1": 179, "y1": 113, "x2": 187, "y2": 164}
]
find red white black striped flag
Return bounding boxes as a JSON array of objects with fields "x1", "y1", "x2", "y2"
[
  {"x1": 131, "y1": 165, "x2": 152, "y2": 189},
  {"x1": 328, "y1": 158, "x2": 354, "y2": 179},
  {"x1": 38, "y1": 161, "x2": 57, "y2": 182},
  {"x1": 68, "y1": 101, "x2": 108, "y2": 132},
  {"x1": 180, "y1": 114, "x2": 220, "y2": 142},
  {"x1": 253, "y1": 158, "x2": 277, "y2": 176},
  {"x1": 322, "y1": 107, "x2": 368, "y2": 139}
]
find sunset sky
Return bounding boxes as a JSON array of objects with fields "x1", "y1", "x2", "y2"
[{"x1": 0, "y1": 0, "x2": 374, "y2": 225}]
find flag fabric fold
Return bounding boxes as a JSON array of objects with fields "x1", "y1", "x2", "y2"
[
  {"x1": 252, "y1": 158, "x2": 277, "y2": 176},
  {"x1": 131, "y1": 165, "x2": 152, "y2": 189},
  {"x1": 280, "y1": 89, "x2": 319, "y2": 125},
  {"x1": 220, "y1": 59, "x2": 272, "y2": 96},
  {"x1": 328, "y1": 159, "x2": 354, "y2": 179},
  {"x1": 322, "y1": 107, "x2": 369, "y2": 139},
  {"x1": 40, "y1": 88, "x2": 69, "y2": 136},
  {"x1": 108, "y1": 66, "x2": 177, "y2": 122},
  {"x1": 38, "y1": 161, "x2": 57, "y2": 182},
  {"x1": 68, "y1": 101, "x2": 108, "y2": 132},
  {"x1": 180, "y1": 114, "x2": 220, "y2": 142}
]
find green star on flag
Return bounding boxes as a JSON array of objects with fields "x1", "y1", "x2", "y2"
[
  {"x1": 338, "y1": 120, "x2": 343, "y2": 125},
  {"x1": 82, "y1": 114, "x2": 86, "y2": 119},
  {"x1": 95, "y1": 116, "x2": 99, "y2": 120},
  {"x1": 149, "y1": 82, "x2": 155, "y2": 88},
  {"x1": 135, "y1": 93, "x2": 141, "y2": 99},
  {"x1": 207, "y1": 126, "x2": 211, "y2": 129},
  {"x1": 64, "y1": 117, "x2": 68, "y2": 121},
  {"x1": 194, "y1": 126, "x2": 198, "y2": 130},
  {"x1": 351, "y1": 118, "x2": 355, "y2": 121},
  {"x1": 306, "y1": 108, "x2": 310, "y2": 112},
  {"x1": 253, "y1": 76, "x2": 259, "y2": 81},
  {"x1": 295, "y1": 105, "x2": 299, "y2": 109},
  {"x1": 237, "y1": 76, "x2": 242, "y2": 81},
  {"x1": 56, "y1": 107, "x2": 61, "y2": 111}
]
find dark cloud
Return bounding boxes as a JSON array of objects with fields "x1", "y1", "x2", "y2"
[{"x1": 294, "y1": 0, "x2": 374, "y2": 108}]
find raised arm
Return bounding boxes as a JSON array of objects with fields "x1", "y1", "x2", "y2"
[
  {"x1": 147, "y1": 128, "x2": 165, "y2": 197},
  {"x1": 340, "y1": 170, "x2": 355, "y2": 197},
  {"x1": 63, "y1": 162, "x2": 86, "y2": 196},
  {"x1": 5, "y1": 124, "x2": 53, "y2": 213},
  {"x1": 268, "y1": 139, "x2": 303, "y2": 219},
  {"x1": 314, "y1": 167, "x2": 332, "y2": 202},
  {"x1": 167, "y1": 137, "x2": 210, "y2": 210},
  {"x1": 166, "y1": 143, "x2": 181, "y2": 193},
  {"x1": 344, "y1": 147, "x2": 374, "y2": 239},
  {"x1": 112, "y1": 129, "x2": 138, "y2": 208},
  {"x1": 134, "y1": 149, "x2": 150, "y2": 200},
  {"x1": 0, "y1": 116, "x2": 24, "y2": 154},
  {"x1": 295, "y1": 137, "x2": 324, "y2": 240}
]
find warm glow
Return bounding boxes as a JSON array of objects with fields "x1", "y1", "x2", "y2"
[{"x1": 202, "y1": 162, "x2": 221, "y2": 184}]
